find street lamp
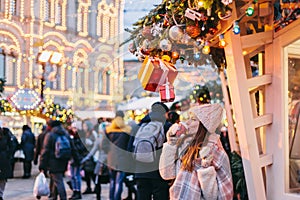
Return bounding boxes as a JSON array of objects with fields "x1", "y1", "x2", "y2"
[{"x1": 37, "y1": 50, "x2": 63, "y2": 100}]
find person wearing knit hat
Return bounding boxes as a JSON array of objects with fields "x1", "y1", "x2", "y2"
[
  {"x1": 104, "y1": 111, "x2": 132, "y2": 200},
  {"x1": 163, "y1": 103, "x2": 233, "y2": 200},
  {"x1": 188, "y1": 103, "x2": 223, "y2": 134}
]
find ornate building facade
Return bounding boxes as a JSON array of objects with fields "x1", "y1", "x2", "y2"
[{"x1": 0, "y1": 0, "x2": 124, "y2": 113}]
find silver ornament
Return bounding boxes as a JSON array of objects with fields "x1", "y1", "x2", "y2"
[
  {"x1": 169, "y1": 26, "x2": 184, "y2": 41},
  {"x1": 159, "y1": 39, "x2": 172, "y2": 51}
]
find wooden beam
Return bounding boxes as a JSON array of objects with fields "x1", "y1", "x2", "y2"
[
  {"x1": 241, "y1": 31, "x2": 273, "y2": 49},
  {"x1": 224, "y1": 27, "x2": 267, "y2": 200},
  {"x1": 247, "y1": 74, "x2": 272, "y2": 91},
  {"x1": 253, "y1": 114, "x2": 273, "y2": 129},
  {"x1": 219, "y1": 70, "x2": 239, "y2": 152},
  {"x1": 274, "y1": 18, "x2": 300, "y2": 39},
  {"x1": 259, "y1": 154, "x2": 273, "y2": 167},
  {"x1": 244, "y1": 46, "x2": 265, "y2": 58}
]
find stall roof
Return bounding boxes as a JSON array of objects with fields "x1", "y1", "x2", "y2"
[
  {"x1": 74, "y1": 110, "x2": 116, "y2": 120},
  {"x1": 117, "y1": 96, "x2": 183, "y2": 111}
]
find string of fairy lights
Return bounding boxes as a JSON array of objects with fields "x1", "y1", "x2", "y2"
[{"x1": 0, "y1": 96, "x2": 74, "y2": 123}]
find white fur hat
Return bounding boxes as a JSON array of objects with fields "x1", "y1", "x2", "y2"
[{"x1": 189, "y1": 104, "x2": 223, "y2": 133}]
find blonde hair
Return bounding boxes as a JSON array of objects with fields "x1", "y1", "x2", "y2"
[{"x1": 181, "y1": 122, "x2": 207, "y2": 172}]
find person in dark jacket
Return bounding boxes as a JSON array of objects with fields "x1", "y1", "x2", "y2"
[
  {"x1": 8, "y1": 130, "x2": 18, "y2": 179},
  {"x1": 0, "y1": 123, "x2": 14, "y2": 200},
  {"x1": 20, "y1": 125, "x2": 36, "y2": 179},
  {"x1": 130, "y1": 102, "x2": 171, "y2": 200},
  {"x1": 104, "y1": 110, "x2": 131, "y2": 200},
  {"x1": 39, "y1": 120, "x2": 71, "y2": 200},
  {"x1": 34, "y1": 120, "x2": 54, "y2": 166},
  {"x1": 68, "y1": 122, "x2": 89, "y2": 200},
  {"x1": 34, "y1": 125, "x2": 47, "y2": 165}
]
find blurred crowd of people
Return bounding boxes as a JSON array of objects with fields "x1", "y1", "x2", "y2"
[{"x1": 0, "y1": 89, "x2": 233, "y2": 200}]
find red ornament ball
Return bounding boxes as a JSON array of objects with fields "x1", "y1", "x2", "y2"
[{"x1": 186, "y1": 25, "x2": 201, "y2": 38}]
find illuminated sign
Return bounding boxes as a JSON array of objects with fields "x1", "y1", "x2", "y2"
[{"x1": 10, "y1": 89, "x2": 41, "y2": 110}]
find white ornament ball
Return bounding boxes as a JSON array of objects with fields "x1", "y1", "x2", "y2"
[
  {"x1": 181, "y1": 33, "x2": 191, "y2": 45},
  {"x1": 141, "y1": 39, "x2": 154, "y2": 51},
  {"x1": 169, "y1": 26, "x2": 184, "y2": 41},
  {"x1": 159, "y1": 39, "x2": 172, "y2": 51}
]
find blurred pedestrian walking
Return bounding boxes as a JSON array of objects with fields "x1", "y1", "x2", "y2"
[
  {"x1": 82, "y1": 120, "x2": 96, "y2": 194},
  {"x1": 81, "y1": 119, "x2": 108, "y2": 200},
  {"x1": 39, "y1": 120, "x2": 72, "y2": 200},
  {"x1": 0, "y1": 122, "x2": 15, "y2": 200},
  {"x1": 131, "y1": 102, "x2": 171, "y2": 200},
  {"x1": 103, "y1": 110, "x2": 131, "y2": 200},
  {"x1": 20, "y1": 125, "x2": 35, "y2": 179},
  {"x1": 34, "y1": 124, "x2": 48, "y2": 166},
  {"x1": 68, "y1": 122, "x2": 89, "y2": 200}
]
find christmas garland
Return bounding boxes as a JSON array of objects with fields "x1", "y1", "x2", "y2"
[
  {"x1": 123, "y1": 0, "x2": 232, "y2": 66},
  {"x1": 0, "y1": 98, "x2": 74, "y2": 123}
]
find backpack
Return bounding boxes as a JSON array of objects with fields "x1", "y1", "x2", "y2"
[
  {"x1": 55, "y1": 134, "x2": 72, "y2": 160},
  {"x1": 133, "y1": 121, "x2": 165, "y2": 163}
]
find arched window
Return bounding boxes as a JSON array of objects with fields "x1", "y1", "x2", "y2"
[
  {"x1": 80, "y1": 68, "x2": 85, "y2": 92},
  {"x1": 0, "y1": 48, "x2": 16, "y2": 86},
  {"x1": 88, "y1": 70, "x2": 94, "y2": 92},
  {"x1": 75, "y1": 67, "x2": 85, "y2": 92},
  {"x1": 9, "y1": 0, "x2": 16, "y2": 15},
  {"x1": 5, "y1": 53, "x2": 16, "y2": 85},
  {"x1": 98, "y1": 71, "x2": 103, "y2": 94},
  {"x1": 96, "y1": 13, "x2": 103, "y2": 37},
  {"x1": 65, "y1": 66, "x2": 73, "y2": 90},
  {"x1": 55, "y1": 2, "x2": 62, "y2": 25},
  {"x1": 0, "y1": 48, "x2": 5, "y2": 79},
  {"x1": 106, "y1": 72, "x2": 110, "y2": 95},
  {"x1": 77, "y1": 8, "x2": 84, "y2": 32},
  {"x1": 44, "y1": 0, "x2": 51, "y2": 22}
]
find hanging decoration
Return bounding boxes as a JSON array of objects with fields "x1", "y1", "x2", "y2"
[
  {"x1": 39, "y1": 101, "x2": 74, "y2": 123},
  {"x1": 0, "y1": 99, "x2": 13, "y2": 113},
  {"x1": 159, "y1": 80, "x2": 176, "y2": 102},
  {"x1": 274, "y1": 3, "x2": 300, "y2": 32},
  {"x1": 122, "y1": 0, "x2": 233, "y2": 67}
]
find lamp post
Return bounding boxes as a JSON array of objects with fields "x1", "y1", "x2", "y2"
[{"x1": 37, "y1": 50, "x2": 63, "y2": 100}]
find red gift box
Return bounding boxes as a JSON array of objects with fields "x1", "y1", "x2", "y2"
[
  {"x1": 138, "y1": 57, "x2": 168, "y2": 92},
  {"x1": 159, "y1": 81, "x2": 175, "y2": 102},
  {"x1": 162, "y1": 60, "x2": 178, "y2": 86}
]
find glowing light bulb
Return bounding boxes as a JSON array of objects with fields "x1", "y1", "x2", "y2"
[
  {"x1": 202, "y1": 42, "x2": 210, "y2": 54},
  {"x1": 233, "y1": 21, "x2": 240, "y2": 34},
  {"x1": 246, "y1": 5, "x2": 254, "y2": 16},
  {"x1": 198, "y1": 0, "x2": 204, "y2": 7},
  {"x1": 219, "y1": 34, "x2": 226, "y2": 48},
  {"x1": 172, "y1": 51, "x2": 179, "y2": 59}
]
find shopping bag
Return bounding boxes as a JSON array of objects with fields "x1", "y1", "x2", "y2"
[
  {"x1": 33, "y1": 172, "x2": 50, "y2": 197},
  {"x1": 14, "y1": 149, "x2": 25, "y2": 159}
]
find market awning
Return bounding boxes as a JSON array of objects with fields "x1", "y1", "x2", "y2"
[
  {"x1": 117, "y1": 96, "x2": 183, "y2": 111},
  {"x1": 74, "y1": 110, "x2": 116, "y2": 120}
]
